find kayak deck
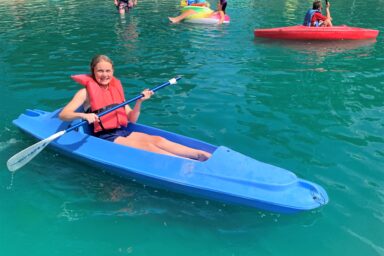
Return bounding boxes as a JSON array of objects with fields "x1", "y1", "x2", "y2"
[
  {"x1": 254, "y1": 25, "x2": 379, "y2": 40},
  {"x1": 12, "y1": 108, "x2": 329, "y2": 213}
]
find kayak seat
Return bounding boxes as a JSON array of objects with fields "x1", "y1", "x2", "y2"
[
  {"x1": 64, "y1": 106, "x2": 95, "y2": 135},
  {"x1": 74, "y1": 106, "x2": 94, "y2": 135},
  {"x1": 77, "y1": 122, "x2": 93, "y2": 135},
  {"x1": 67, "y1": 119, "x2": 94, "y2": 135}
]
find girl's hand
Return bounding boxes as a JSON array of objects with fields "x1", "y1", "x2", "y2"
[
  {"x1": 139, "y1": 89, "x2": 154, "y2": 101},
  {"x1": 83, "y1": 113, "x2": 99, "y2": 124}
]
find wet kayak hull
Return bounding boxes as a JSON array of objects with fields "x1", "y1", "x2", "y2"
[
  {"x1": 12, "y1": 108, "x2": 329, "y2": 213},
  {"x1": 254, "y1": 25, "x2": 379, "y2": 40}
]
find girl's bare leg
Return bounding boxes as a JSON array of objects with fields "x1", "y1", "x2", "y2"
[
  {"x1": 114, "y1": 132, "x2": 211, "y2": 161},
  {"x1": 114, "y1": 132, "x2": 178, "y2": 157},
  {"x1": 154, "y1": 135, "x2": 211, "y2": 161},
  {"x1": 168, "y1": 10, "x2": 196, "y2": 23}
]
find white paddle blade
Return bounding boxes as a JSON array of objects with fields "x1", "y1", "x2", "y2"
[{"x1": 7, "y1": 131, "x2": 66, "y2": 172}]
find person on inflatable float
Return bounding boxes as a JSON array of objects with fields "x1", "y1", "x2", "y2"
[
  {"x1": 59, "y1": 55, "x2": 211, "y2": 161},
  {"x1": 217, "y1": 0, "x2": 227, "y2": 23},
  {"x1": 169, "y1": 0, "x2": 227, "y2": 24},
  {"x1": 303, "y1": 0, "x2": 333, "y2": 27}
]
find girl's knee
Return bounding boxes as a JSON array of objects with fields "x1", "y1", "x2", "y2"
[{"x1": 152, "y1": 135, "x2": 167, "y2": 144}]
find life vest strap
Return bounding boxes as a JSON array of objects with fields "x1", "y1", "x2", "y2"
[
  {"x1": 91, "y1": 104, "x2": 120, "y2": 115},
  {"x1": 86, "y1": 103, "x2": 121, "y2": 131}
]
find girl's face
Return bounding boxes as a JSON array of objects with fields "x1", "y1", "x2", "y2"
[{"x1": 93, "y1": 60, "x2": 113, "y2": 86}]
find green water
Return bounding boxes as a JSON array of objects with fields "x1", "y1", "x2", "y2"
[{"x1": 1, "y1": 0, "x2": 383, "y2": 255}]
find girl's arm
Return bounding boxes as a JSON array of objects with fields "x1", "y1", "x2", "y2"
[
  {"x1": 125, "y1": 89, "x2": 154, "y2": 123},
  {"x1": 218, "y1": 10, "x2": 225, "y2": 24},
  {"x1": 59, "y1": 89, "x2": 99, "y2": 124}
]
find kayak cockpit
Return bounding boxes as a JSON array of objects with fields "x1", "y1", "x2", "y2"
[{"x1": 71, "y1": 119, "x2": 217, "y2": 155}]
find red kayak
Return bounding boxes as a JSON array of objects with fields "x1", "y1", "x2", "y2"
[{"x1": 254, "y1": 25, "x2": 379, "y2": 40}]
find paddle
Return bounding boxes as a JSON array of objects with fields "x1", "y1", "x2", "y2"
[{"x1": 7, "y1": 76, "x2": 182, "y2": 172}]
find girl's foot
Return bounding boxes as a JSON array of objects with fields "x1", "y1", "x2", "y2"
[
  {"x1": 196, "y1": 151, "x2": 211, "y2": 162},
  {"x1": 168, "y1": 17, "x2": 178, "y2": 23}
]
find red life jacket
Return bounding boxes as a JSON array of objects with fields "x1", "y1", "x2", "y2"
[{"x1": 71, "y1": 74, "x2": 128, "y2": 133}]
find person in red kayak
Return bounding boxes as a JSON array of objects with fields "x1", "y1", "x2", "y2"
[
  {"x1": 303, "y1": 0, "x2": 333, "y2": 27},
  {"x1": 59, "y1": 55, "x2": 211, "y2": 161}
]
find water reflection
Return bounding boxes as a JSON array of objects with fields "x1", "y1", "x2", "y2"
[
  {"x1": 114, "y1": 15, "x2": 140, "y2": 51},
  {"x1": 283, "y1": 0, "x2": 301, "y2": 22},
  {"x1": 255, "y1": 37, "x2": 377, "y2": 65}
]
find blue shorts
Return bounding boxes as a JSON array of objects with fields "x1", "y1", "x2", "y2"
[{"x1": 95, "y1": 127, "x2": 132, "y2": 142}]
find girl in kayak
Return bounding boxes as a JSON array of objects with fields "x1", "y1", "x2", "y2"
[
  {"x1": 303, "y1": 0, "x2": 333, "y2": 27},
  {"x1": 59, "y1": 55, "x2": 211, "y2": 161}
]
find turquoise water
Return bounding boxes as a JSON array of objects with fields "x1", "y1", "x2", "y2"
[{"x1": 1, "y1": 0, "x2": 383, "y2": 255}]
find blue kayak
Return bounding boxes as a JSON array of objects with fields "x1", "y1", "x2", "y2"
[{"x1": 12, "y1": 108, "x2": 329, "y2": 213}]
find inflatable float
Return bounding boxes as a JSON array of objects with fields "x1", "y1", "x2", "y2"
[
  {"x1": 254, "y1": 25, "x2": 379, "y2": 40},
  {"x1": 184, "y1": 12, "x2": 230, "y2": 24},
  {"x1": 182, "y1": 6, "x2": 230, "y2": 24}
]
